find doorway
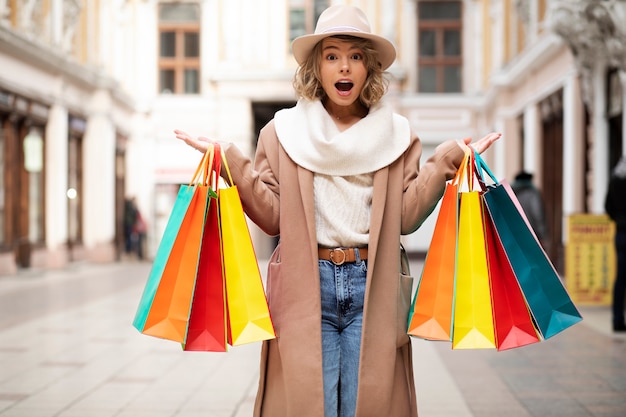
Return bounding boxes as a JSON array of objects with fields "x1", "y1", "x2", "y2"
[{"x1": 540, "y1": 91, "x2": 564, "y2": 273}]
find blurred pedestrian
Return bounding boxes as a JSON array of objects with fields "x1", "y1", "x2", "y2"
[
  {"x1": 134, "y1": 209, "x2": 147, "y2": 260},
  {"x1": 511, "y1": 171, "x2": 548, "y2": 245},
  {"x1": 605, "y1": 156, "x2": 626, "y2": 332},
  {"x1": 175, "y1": 5, "x2": 500, "y2": 416},
  {"x1": 123, "y1": 197, "x2": 138, "y2": 255},
  {"x1": 124, "y1": 197, "x2": 147, "y2": 260}
]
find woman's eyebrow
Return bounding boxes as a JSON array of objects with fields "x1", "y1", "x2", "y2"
[{"x1": 322, "y1": 44, "x2": 361, "y2": 52}]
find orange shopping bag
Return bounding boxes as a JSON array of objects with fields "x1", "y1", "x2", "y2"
[
  {"x1": 407, "y1": 152, "x2": 468, "y2": 341},
  {"x1": 136, "y1": 150, "x2": 214, "y2": 343}
]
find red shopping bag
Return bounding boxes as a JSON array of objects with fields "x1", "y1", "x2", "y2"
[
  {"x1": 184, "y1": 145, "x2": 227, "y2": 351},
  {"x1": 484, "y1": 206, "x2": 540, "y2": 351}
]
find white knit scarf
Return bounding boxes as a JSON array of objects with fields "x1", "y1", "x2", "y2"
[{"x1": 274, "y1": 99, "x2": 411, "y2": 176}]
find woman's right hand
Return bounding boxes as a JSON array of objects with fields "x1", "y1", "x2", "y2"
[{"x1": 174, "y1": 129, "x2": 212, "y2": 153}]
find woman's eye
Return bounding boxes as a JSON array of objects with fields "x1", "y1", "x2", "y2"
[
  {"x1": 351, "y1": 54, "x2": 363, "y2": 60},
  {"x1": 325, "y1": 54, "x2": 337, "y2": 61}
]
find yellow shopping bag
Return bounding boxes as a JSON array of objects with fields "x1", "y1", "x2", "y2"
[
  {"x1": 219, "y1": 148, "x2": 276, "y2": 346},
  {"x1": 451, "y1": 153, "x2": 496, "y2": 349}
]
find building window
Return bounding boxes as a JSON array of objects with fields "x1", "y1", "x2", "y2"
[
  {"x1": 417, "y1": 1, "x2": 462, "y2": 93},
  {"x1": 158, "y1": 3, "x2": 201, "y2": 94},
  {"x1": 289, "y1": 0, "x2": 328, "y2": 44},
  {"x1": 22, "y1": 126, "x2": 45, "y2": 247}
]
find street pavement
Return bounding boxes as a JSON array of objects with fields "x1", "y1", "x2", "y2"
[{"x1": 0, "y1": 259, "x2": 624, "y2": 417}]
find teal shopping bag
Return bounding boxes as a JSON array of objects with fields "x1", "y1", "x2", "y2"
[
  {"x1": 475, "y1": 153, "x2": 582, "y2": 339},
  {"x1": 132, "y1": 185, "x2": 197, "y2": 332}
]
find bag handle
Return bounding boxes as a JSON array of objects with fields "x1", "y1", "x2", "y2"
[
  {"x1": 219, "y1": 146, "x2": 235, "y2": 187},
  {"x1": 452, "y1": 148, "x2": 471, "y2": 187},
  {"x1": 473, "y1": 150, "x2": 499, "y2": 185},
  {"x1": 400, "y1": 244, "x2": 410, "y2": 276},
  {"x1": 188, "y1": 145, "x2": 215, "y2": 187},
  {"x1": 204, "y1": 143, "x2": 220, "y2": 198}
]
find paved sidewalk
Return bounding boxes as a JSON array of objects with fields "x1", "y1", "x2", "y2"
[{"x1": 0, "y1": 260, "x2": 623, "y2": 417}]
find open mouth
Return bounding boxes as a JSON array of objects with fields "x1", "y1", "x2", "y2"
[{"x1": 335, "y1": 82, "x2": 354, "y2": 91}]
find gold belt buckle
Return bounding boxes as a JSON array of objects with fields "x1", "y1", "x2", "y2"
[{"x1": 329, "y1": 248, "x2": 346, "y2": 265}]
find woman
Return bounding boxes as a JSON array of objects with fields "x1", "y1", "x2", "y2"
[
  {"x1": 606, "y1": 156, "x2": 626, "y2": 332},
  {"x1": 176, "y1": 5, "x2": 500, "y2": 416}
]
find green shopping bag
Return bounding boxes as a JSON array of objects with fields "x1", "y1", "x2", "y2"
[
  {"x1": 132, "y1": 185, "x2": 197, "y2": 333},
  {"x1": 133, "y1": 151, "x2": 214, "y2": 337}
]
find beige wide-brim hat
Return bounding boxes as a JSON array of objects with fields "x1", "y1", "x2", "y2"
[{"x1": 291, "y1": 5, "x2": 397, "y2": 70}]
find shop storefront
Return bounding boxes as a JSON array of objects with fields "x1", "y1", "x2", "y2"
[{"x1": 0, "y1": 90, "x2": 47, "y2": 272}]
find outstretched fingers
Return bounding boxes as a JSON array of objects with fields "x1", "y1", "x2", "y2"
[
  {"x1": 462, "y1": 132, "x2": 502, "y2": 154},
  {"x1": 174, "y1": 129, "x2": 211, "y2": 153}
]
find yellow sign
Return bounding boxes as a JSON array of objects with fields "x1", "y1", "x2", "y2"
[{"x1": 565, "y1": 214, "x2": 615, "y2": 305}]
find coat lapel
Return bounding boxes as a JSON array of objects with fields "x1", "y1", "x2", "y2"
[{"x1": 368, "y1": 167, "x2": 389, "y2": 265}]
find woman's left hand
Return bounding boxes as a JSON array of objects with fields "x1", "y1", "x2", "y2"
[
  {"x1": 459, "y1": 132, "x2": 501, "y2": 154},
  {"x1": 174, "y1": 129, "x2": 212, "y2": 153}
]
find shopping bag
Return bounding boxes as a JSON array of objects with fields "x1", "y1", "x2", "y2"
[
  {"x1": 407, "y1": 153, "x2": 468, "y2": 341},
  {"x1": 483, "y1": 206, "x2": 540, "y2": 350},
  {"x1": 133, "y1": 150, "x2": 214, "y2": 343},
  {"x1": 183, "y1": 145, "x2": 227, "y2": 352},
  {"x1": 451, "y1": 152, "x2": 496, "y2": 349},
  {"x1": 219, "y1": 148, "x2": 276, "y2": 346},
  {"x1": 132, "y1": 186, "x2": 195, "y2": 333},
  {"x1": 475, "y1": 152, "x2": 582, "y2": 339}
]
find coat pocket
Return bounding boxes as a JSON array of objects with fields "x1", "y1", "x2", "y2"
[
  {"x1": 266, "y1": 244, "x2": 282, "y2": 337},
  {"x1": 397, "y1": 246, "x2": 413, "y2": 347}
]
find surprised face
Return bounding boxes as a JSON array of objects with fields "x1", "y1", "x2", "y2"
[{"x1": 319, "y1": 37, "x2": 368, "y2": 109}]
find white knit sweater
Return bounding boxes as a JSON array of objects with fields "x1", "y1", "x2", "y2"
[{"x1": 274, "y1": 99, "x2": 411, "y2": 247}]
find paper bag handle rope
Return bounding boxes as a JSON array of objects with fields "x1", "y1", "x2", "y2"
[
  {"x1": 452, "y1": 149, "x2": 471, "y2": 187},
  {"x1": 219, "y1": 146, "x2": 235, "y2": 187},
  {"x1": 188, "y1": 143, "x2": 234, "y2": 190},
  {"x1": 474, "y1": 150, "x2": 498, "y2": 185},
  {"x1": 457, "y1": 146, "x2": 486, "y2": 193},
  {"x1": 188, "y1": 145, "x2": 216, "y2": 187}
]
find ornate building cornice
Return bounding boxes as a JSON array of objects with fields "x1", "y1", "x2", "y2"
[
  {"x1": 1, "y1": 0, "x2": 81, "y2": 53},
  {"x1": 549, "y1": 0, "x2": 626, "y2": 107}
]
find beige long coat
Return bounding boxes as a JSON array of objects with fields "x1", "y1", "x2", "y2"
[{"x1": 223, "y1": 119, "x2": 464, "y2": 417}]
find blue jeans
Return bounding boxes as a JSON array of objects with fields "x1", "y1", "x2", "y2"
[{"x1": 319, "y1": 251, "x2": 367, "y2": 417}]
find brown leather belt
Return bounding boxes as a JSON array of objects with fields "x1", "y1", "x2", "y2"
[{"x1": 318, "y1": 247, "x2": 368, "y2": 265}]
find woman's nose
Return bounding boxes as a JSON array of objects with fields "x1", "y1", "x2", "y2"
[{"x1": 340, "y1": 59, "x2": 350, "y2": 73}]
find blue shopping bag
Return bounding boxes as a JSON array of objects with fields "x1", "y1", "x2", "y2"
[{"x1": 475, "y1": 153, "x2": 582, "y2": 339}]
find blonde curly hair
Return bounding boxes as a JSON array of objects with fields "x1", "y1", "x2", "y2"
[{"x1": 292, "y1": 35, "x2": 388, "y2": 107}]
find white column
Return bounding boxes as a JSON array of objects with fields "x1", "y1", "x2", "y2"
[
  {"x1": 523, "y1": 103, "x2": 540, "y2": 173},
  {"x1": 562, "y1": 72, "x2": 583, "y2": 216},
  {"x1": 50, "y1": 0, "x2": 63, "y2": 46},
  {"x1": 83, "y1": 90, "x2": 116, "y2": 251},
  {"x1": 44, "y1": 104, "x2": 69, "y2": 249},
  {"x1": 592, "y1": 63, "x2": 609, "y2": 214}
]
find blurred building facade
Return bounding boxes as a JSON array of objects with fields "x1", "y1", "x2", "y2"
[{"x1": 0, "y1": 0, "x2": 624, "y2": 274}]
